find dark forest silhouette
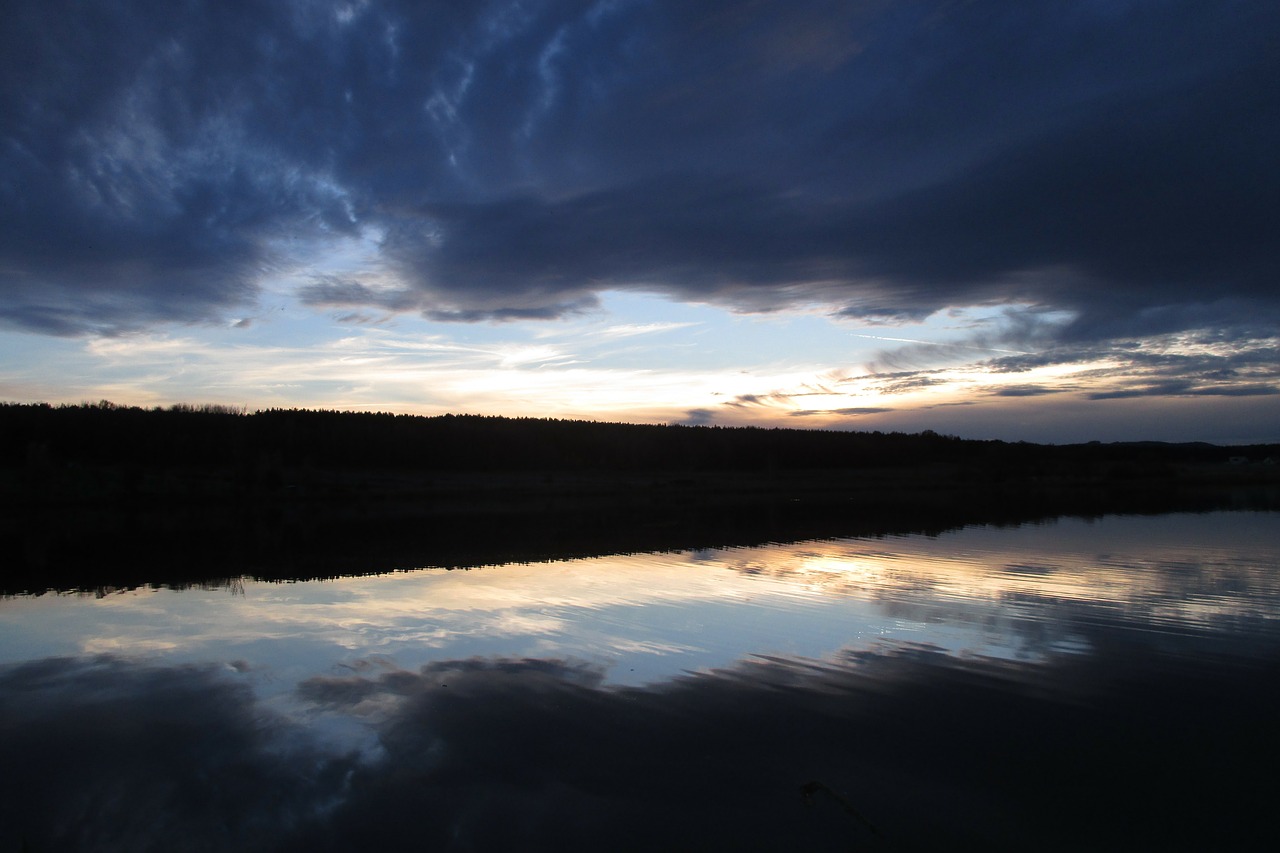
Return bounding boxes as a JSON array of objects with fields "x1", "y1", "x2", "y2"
[
  {"x1": 2, "y1": 402, "x2": 1276, "y2": 593},
  {"x1": 5, "y1": 400, "x2": 1276, "y2": 480}
]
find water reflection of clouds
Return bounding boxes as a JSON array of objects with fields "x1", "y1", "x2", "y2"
[
  {"x1": 6, "y1": 643, "x2": 1277, "y2": 852},
  {"x1": 2, "y1": 512, "x2": 1279, "y2": 850},
  {"x1": 741, "y1": 515, "x2": 1280, "y2": 623},
  {"x1": 0, "y1": 656, "x2": 358, "y2": 852},
  {"x1": 2, "y1": 513, "x2": 1277, "y2": 684}
]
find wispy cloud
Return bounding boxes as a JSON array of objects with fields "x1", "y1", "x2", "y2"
[{"x1": 595, "y1": 321, "x2": 699, "y2": 340}]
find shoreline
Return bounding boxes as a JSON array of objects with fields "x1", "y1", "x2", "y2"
[{"x1": 6, "y1": 462, "x2": 1276, "y2": 595}]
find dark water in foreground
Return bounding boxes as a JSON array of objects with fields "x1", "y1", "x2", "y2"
[{"x1": 2, "y1": 511, "x2": 1278, "y2": 851}]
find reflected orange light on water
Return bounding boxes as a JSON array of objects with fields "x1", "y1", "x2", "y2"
[{"x1": 1, "y1": 512, "x2": 1275, "y2": 687}]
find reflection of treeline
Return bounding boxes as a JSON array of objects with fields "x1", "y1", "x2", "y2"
[
  {"x1": 4, "y1": 400, "x2": 1275, "y2": 477},
  {"x1": 3, "y1": 402, "x2": 1278, "y2": 594}
]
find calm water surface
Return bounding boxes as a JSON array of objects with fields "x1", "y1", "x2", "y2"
[{"x1": 2, "y1": 511, "x2": 1278, "y2": 851}]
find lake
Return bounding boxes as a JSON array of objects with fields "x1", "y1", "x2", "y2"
[{"x1": 2, "y1": 510, "x2": 1278, "y2": 851}]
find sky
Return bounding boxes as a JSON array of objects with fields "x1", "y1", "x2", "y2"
[{"x1": 2, "y1": 0, "x2": 1277, "y2": 444}]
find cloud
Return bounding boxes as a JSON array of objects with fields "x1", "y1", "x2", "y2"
[
  {"x1": 0, "y1": 1, "x2": 358, "y2": 334},
  {"x1": 984, "y1": 328, "x2": 1280, "y2": 401},
  {"x1": 991, "y1": 385, "x2": 1066, "y2": 398},
  {"x1": 864, "y1": 371, "x2": 950, "y2": 395},
  {"x1": 677, "y1": 407, "x2": 716, "y2": 426},
  {"x1": 297, "y1": 275, "x2": 419, "y2": 313},
  {"x1": 1188, "y1": 385, "x2": 1280, "y2": 398},
  {"x1": 788, "y1": 406, "x2": 892, "y2": 417},
  {"x1": 1, "y1": 0, "x2": 1277, "y2": 348},
  {"x1": 423, "y1": 298, "x2": 600, "y2": 324},
  {"x1": 1090, "y1": 382, "x2": 1280, "y2": 401},
  {"x1": 595, "y1": 321, "x2": 698, "y2": 339}
]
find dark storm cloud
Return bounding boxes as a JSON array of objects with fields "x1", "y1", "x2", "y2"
[
  {"x1": 2, "y1": 0, "x2": 1278, "y2": 339},
  {"x1": 383, "y1": 176, "x2": 859, "y2": 320},
  {"x1": 0, "y1": 0, "x2": 361, "y2": 333}
]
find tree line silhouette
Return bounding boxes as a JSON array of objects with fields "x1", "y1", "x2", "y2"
[
  {"x1": 3, "y1": 400, "x2": 1274, "y2": 483},
  {"x1": 3, "y1": 402, "x2": 1276, "y2": 593}
]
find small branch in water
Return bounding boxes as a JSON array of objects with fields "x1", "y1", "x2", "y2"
[{"x1": 800, "y1": 780, "x2": 882, "y2": 837}]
